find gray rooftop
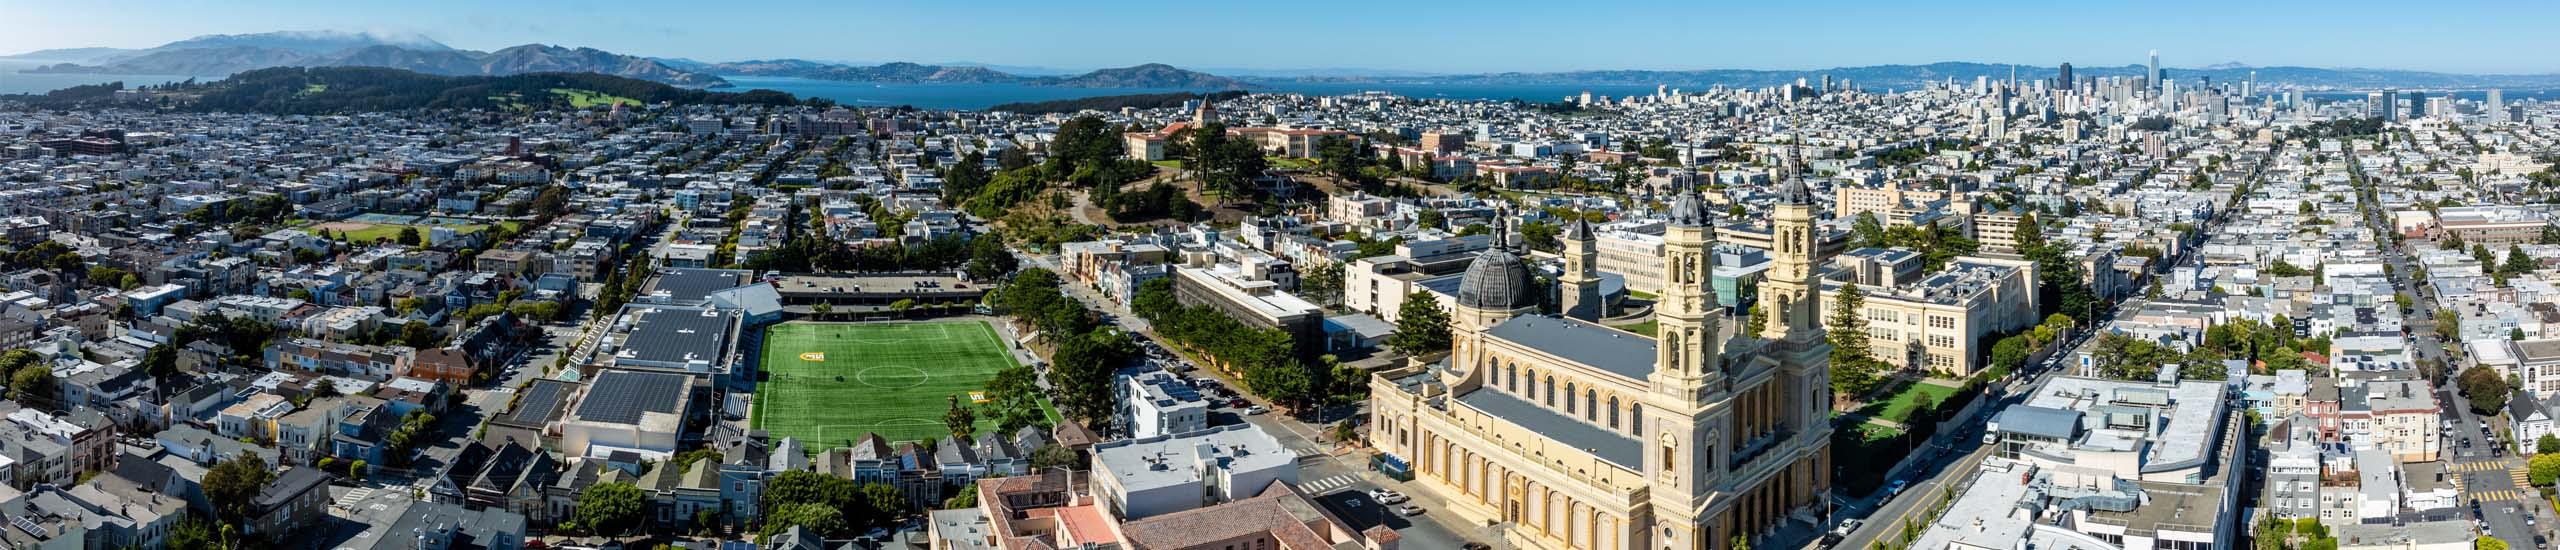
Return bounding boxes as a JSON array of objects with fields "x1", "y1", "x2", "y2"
[
  {"x1": 620, "y1": 306, "x2": 737, "y2": 366},
  {"x1": 1456, "y1": 387, "x2": 1642, "y2": 469},
  {"x1": 1092, "y1": 424, "x2": 1293, "y2": 494},
  {"x1": 1486, "y1": 314, "x2": 1657, "y2": 381},
  {"x1": 574, "y1": 370, "x2": 690, "y2": 425},
  {"x1": 647, "y1": 268, "x2": 755, "y2": 304},
  {"x1": 1993, "y1": 405, "x2": 2082, "y2": 441}
]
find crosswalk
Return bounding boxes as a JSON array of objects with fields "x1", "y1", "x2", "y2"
[
  {"x1": 1299, "y1": 474, "x2": 1362, "y2": 494},
  {"x1": 2451, "y1": 461, "x2": 2512, "y2": 472},
  {"x1": 1290, "y1": 446, "x2": 1328, "y2": 459},
  {"x1": 334, "y1": 487, "x2": 375, "y2": 509}
]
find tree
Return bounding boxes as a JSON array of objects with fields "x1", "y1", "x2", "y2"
[
  {"x1": 2542, "y1": 434, "x2": 2560, "y2": 455},
  {"x1": 1298, "y1": 261, "x2": 1345, "y2": 306},
  {"x1": 1030, "y1": 443, "x2": 1079, "y2": 470},
  {"x1": 574, "y1": 482, "x2": 646, "y2": 535},
  {"x1": 1385, "y1": 292, "x2": 1452, "y2": 355},
  {"x1": 2504, "y1": 245, "x2": 2538, "y2": 275},
  {"x1": 944, "y1": 395, "x2": 978, "y2": 439},
  {"x1": 2459, "y1": 366, "x2": 2510, "y2": 414},
  {"x1": 763, "y1": 502, "x2": 847, "y2": 538},
  {"x1": 943, "y1": 485, "x2": 979, "y2": 509},
  {"x1": 2534, "y1": 452, "x2": 2560, "y2": 489},
  {"x1": 311, "y1": 378, "x2": 341, "y2": 399},
  {"x1": 1851, "y1": 212, "x2": 1887, "y2": 248},
  {"x1": 862, "y1": 482, "x2": 908, "y2": 522},
  {"x1": 1416, "y1": 209, "x2": 1445, "y2": 230},
  {"x1": 8, "y1": 364, "x2": 52, "y2": 406},
  {"x1": 396, "y1": 226, "x2": 422, "y2": 246},
  {"x1": 348, "y1": 459, "x2": 367, "y2": 480},
  {"x1": 1827, "y1": 282, "x2": 1880, "y2": 396},
  {"x1": 2481, "y1": 537, "x2": 2512, "y2": 550},
  {"x1": 203, "y1": 455, "x2": 276, "y2": 526}
]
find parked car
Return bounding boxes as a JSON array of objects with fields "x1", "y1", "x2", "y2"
[
  {"x1": 1885, "y1": 480, "x2": 1909, "y2": 498},
  {"x1": 1396, "y1": 505, "x2": 1426, "y2": 516},
  {"x1": 1247, "y1": 406, "x2": 1271, "y2": 415}
]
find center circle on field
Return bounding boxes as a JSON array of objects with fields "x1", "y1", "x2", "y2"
[{"x1": 857, "y1": 366, "x2": 929, "y2": 389}]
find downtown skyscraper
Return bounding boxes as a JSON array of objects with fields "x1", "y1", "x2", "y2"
[
  {"x1": 2148, "y1": 50, "x2": 2161, "y2": 91},
  {"x1": 2057, "y1": 62, "x2": 2074, "y2": 90}
]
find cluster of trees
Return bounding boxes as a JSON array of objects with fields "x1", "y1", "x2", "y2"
[
  {"x1": 1982, "y1": 314, "x2": 2078, "y2": 381},
  {"x1": 2529, "y1": 437, "x2": 2560, "y2": 488},
  {"x1": 0, "y1": 239, "x2": 83, "y2": 274},
  {"x1": 1849, "y1": 213, "x2": 1981, "y2": 273},
  {"x1": 381, "y1": 410, "x2": 438, "y2": 467},
  {"x1": 755, "y1": 470, "x2": 907, "y2": 538},
  {"x1": 2014, "y1": 213, "x2": 2102, "y2": 327},
  {"x1": 2457, "y1": 366, "x2": 2512, "y2": 414},
  {"x1": 2194, "y1": 316, "x2": 2330, "y2": 373},
  {"x1": 2081, "y1": 325, "x2": 2266, "y2": 383},
  {"x1": 1178, "y1": 122, "x2": 1271, "y2": 205},
  {"x1": 0, "y1": 349, "x2": 54, "y2": 407},
  {"x1": 591, "y1": 250, "x2": 654, "y2": 319},
  {"x1": 1093, "y1": 178, "x2": 1202, "y2": 222},
  {"x1": 183, "y1": 194, "x2": 294, "y2": 226},
  {"x1": 989, "y1": 90, "x2": 1247, "y2": 115},
  {"x1": 743, "y1": 230, "x2": 1014, "y2": 281},
  {"x1": 986, "y1": 269, "x2": 1127, "y2": 423},
  {"x1": 1132, "y1": 278, "x2": 1334, "y2": 409}
]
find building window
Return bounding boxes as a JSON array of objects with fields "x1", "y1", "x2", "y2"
[
  {"x1": 1545, "y1": 377, "x2": 1556, "y2": 406},
  {"x1": 1508, "y1": 363, "x2": 1519, "y2": 392},
  {"x1": 1586, "y1": 390, "x2": 1599, "y2": 421},
  {"x1": 1565, "y1": 383, "x2": 1578, "y2": 414},
  {"x1": 1631, "y1": 405, "x2": 1643, "y2": 433},
  {"x1": 1608, "y1": 397, "x2": 1621, "y2": 428}
]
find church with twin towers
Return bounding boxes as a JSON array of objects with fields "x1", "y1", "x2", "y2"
[{"x1": 1368, "y1": 170, "x2": 1839, "y2": 550}]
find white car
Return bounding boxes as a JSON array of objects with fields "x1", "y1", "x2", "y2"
[
  {"x1": 1396, "y1": 505, "x2": 1426, "y2": 516},
  {"x1": 1246, "y1": 406, "x2": 1271, "y2": 415},
  {"x1": 1371, "y1": 490, "x2": 1410, "y2": 504}
]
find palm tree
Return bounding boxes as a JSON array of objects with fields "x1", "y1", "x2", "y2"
[{"x1": 811, "y1": 302, "x2": 832, "y2": 321}]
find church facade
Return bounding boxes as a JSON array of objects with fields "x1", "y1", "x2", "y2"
[{"x1": 1368, "y1": 181, "x2": 1836, "y2": 550}]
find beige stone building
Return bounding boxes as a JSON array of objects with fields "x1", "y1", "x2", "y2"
[
  {"x1": 1368, "y1": 180, "x2": 1835, "y2": 550},
  {"x1": 1819, "y1": 255, "x2": 2040, "y2": 377}
]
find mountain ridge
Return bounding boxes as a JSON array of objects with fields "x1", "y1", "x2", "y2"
[{"x1": 11, "y1": 32, "x2": 727, "y2": 88}]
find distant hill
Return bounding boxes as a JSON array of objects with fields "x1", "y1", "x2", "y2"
[
  {"x1": 1, "y1": 66, "x2": 802, "y2": 114},
  {"x1": 989, "y1": 90, "x2": 1249, "y2": 114},
  {"x1": 703, "y1": 60, "x2": 1252, "y2": 89},
  {"x1": 12, "y1": 31, "x2": 728, "y2": 88},
  {"x1": 1035, "y1": 64, "x2": 1251, "y2": 89}
]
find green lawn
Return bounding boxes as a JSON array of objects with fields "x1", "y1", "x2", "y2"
[
  {"x1": 1866, "y1": 380, "x2": 1962, "y2": 423},
  {"x1": 313, "y1": 222, "x2": 505, "y2": 244},
  {"x1": 753, "y1": 321, "x2": 1055, "y2": 447},
  {"x1": 1151, "y1": 159, "x2": 1185, "y2": 169},
  {"x1": 550, "y1": 88, "x2": 639, "y2": 109},
  {"x1": 1268, "y1": 156, "x2": 1317, "y2": 170}
]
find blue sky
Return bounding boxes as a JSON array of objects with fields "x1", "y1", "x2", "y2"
[{"x1": 5, "y1": 0, "x2": 2558, "y2": 74}]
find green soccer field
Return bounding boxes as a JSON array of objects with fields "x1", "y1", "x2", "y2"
[{"x1": 752, "y1": 320, "x2": 1055, "y2": 447}]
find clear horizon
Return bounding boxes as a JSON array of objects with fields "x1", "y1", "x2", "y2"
[{"x1": 5, "y1": 0, "x2": 2558, "y2": 74}]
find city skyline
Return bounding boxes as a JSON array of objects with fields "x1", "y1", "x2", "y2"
[{"x1": 7, "y1": 0, "x2": 2560, "y2": 75}]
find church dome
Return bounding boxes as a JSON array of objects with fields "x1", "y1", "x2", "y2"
[{"x1": 1457, "y1": 249, "x2": 1537, "y2": 310}]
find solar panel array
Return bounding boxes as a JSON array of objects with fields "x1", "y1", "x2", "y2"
[{"x1": 577, "y1": 370, "x2": 688, "y2": 425}]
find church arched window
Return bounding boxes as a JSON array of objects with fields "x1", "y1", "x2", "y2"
[
  {"x1": 1544, "y1": 377, "x2": 1556, "y2": 406},
  {"x1": 1630, "y1": 404, "x2": 1644, "y2": 433},
  {"x1": 1607, "y1": 397, "x2": 1621, "y2": 428},
  {"x1": 1564, "y1": 383, "x2": 1578, "y2": 414},
  {"x1": 1585, "y1": 390, "x2": 1598, "y2": 421},
  {"x1": 1506, "y1": 363, "x2": 1518, "y2": 392}
]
